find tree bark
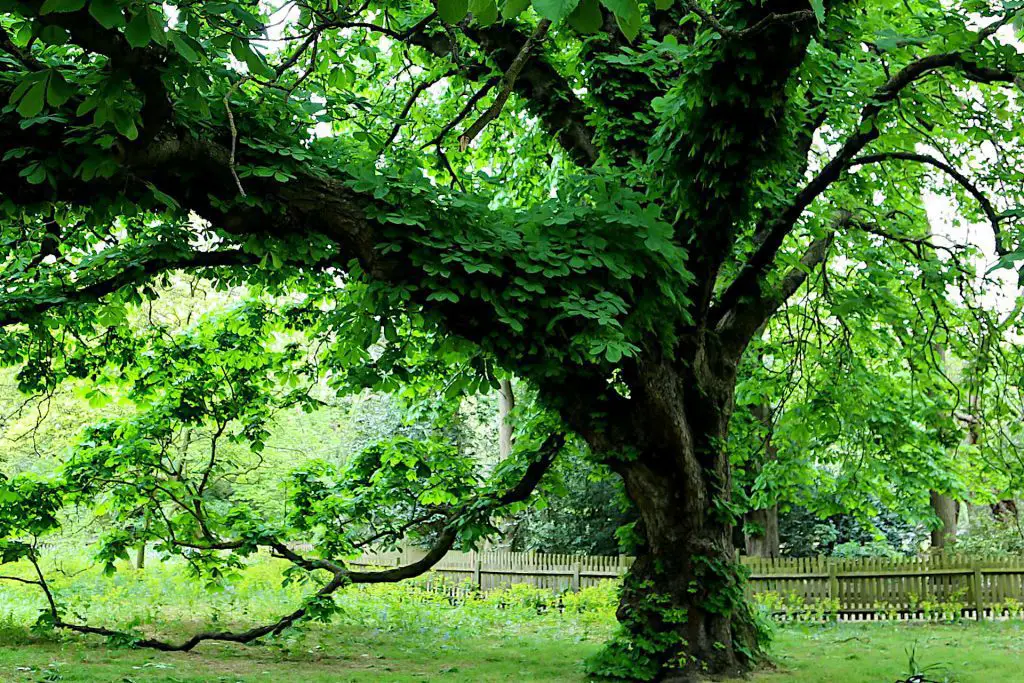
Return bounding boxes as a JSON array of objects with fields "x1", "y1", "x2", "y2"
[
  {"x1": 929, "y1": 491, "x2": 959, "y2": 548},
  {"x1": 744, "y1": 505, "x2": 780, "y2": 559},
  {"x1": 586, "y1": 342, "x2": 760, "y2": 681},
  {"x1": 135, "y1": 542, "x2": 146, "y2": 570}
]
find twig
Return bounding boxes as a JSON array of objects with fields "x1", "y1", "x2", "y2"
[
  {"x1": 223, "y1": 78, "x2": 249, "y2": 197},
  {"x1": 380, "y1": 69, "x2": 456, "y2": 151},
  {"x1": 682, "y1": 1, "x2": 813, "y2": 37},
  {"x1": 458, "y1": 19, "x2": 551, "y2": 151}
]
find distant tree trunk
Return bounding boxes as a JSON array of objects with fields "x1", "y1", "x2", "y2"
[
  {"x1": 745, "y1": 505, "x2": 780, "y2": 559},
  {"x1": 929, "y1": 491, "x2": 959, "y2": 548},
  {"x1": 135, "y1": 542, "x2": 146, "y2": 570},
  {"x1": 744, "y1": 403, "x2": 780, "y2": 558},
  {"x1": 991, "y1": 499, "x2": 1018, "y2": 523},
  {"x1": 928, "y1": 342, "x2": 966, "y2": 550},
  {"x1": 498, "y1": 378, "x2": 515, "y2": 460}
]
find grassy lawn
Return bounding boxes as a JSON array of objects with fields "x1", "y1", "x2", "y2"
[
  {"x1": 2, "y1": 558, "x2": 1022, "y2": 681},
  {"x1": 1, "y1": 621, "x2": 1023, "y2": 682},
  {"x1": 747, "y1": 621, "x2": 1024, "y2": 683},
  {"x1": 0, "y1": 623, "x2": 603, "y2": 682}
]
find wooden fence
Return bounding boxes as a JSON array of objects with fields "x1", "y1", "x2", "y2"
[{"x1": 351, "y1": 549, "x2": 1024, "y2": 620}]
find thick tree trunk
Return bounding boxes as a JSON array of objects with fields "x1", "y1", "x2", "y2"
[
  {"x1": 929, "y1": 491, "x2": 958, "y2": 548},
  {"x1": 587, "y1": 345, "x2": 761, "y2": 682}
]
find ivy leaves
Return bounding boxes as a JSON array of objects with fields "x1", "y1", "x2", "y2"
[{"x1": 437, "y1": 0, "x2": 653, "y2": 38}]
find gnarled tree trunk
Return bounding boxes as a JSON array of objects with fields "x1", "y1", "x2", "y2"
[{"x1": 587, "y1": 341, "x2": 760, "y2": 681}]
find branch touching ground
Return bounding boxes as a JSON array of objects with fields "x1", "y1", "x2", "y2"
[{"x1": 5, "y1": 434, "x2": 564, "y2": 652}]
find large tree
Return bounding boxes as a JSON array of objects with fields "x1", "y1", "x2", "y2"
[{"x1": 3, "y1": 0, "x2": 1024, "y2": 679}]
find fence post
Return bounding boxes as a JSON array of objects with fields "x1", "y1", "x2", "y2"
[
  {"x1": 828, "y1": 560, "x2": 839, "y2": 605},
  {"x1": 473, "y1": 552, "x2": 482, "y2": 591},
  {"x1": 572, "y1": 560, "x2": 582, "y2": 592},
  {"x1": 972, "y1": 560, "x2": 984, "y2": 621}
]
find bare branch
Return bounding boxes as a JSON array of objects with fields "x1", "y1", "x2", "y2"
[{"x1": 458, "y1": 19, "x2": 551, "y2": 151}]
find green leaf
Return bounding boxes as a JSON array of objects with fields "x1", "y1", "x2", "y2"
[
  {"x1": 146, "y1": 7, "x2": 167, "y2": 46},
  {"x1": 438, "y1": 0, "x2": 469, "y2": 24},
  {"x1": 17, "y1": 79, "x2": 47, "y2": 118},
  {"x1": 170, "y1": 31, "x2": 202, "y2": 62},
  {"x1": 501, "y1": 0, "x2": 530, "y2": 19},
  {"x1": 568, "y1": 0, "x2": 602, "y2": 33},
  {"x1": 231, "y1": 37, "x2": 275, "y2": 79},
  {"x1": 125, "y1": 12, "x2": 151, "y2": 48},
  {"x1": 37, "y1": 24, "x2": 69, "y2": 45},
  {"x1": 655, "y1": 0, "x2": 672, "y2": 8},
  {"x1": 113, "y1": 109, "x2": 139, "y2": 140},
  {"x1": 533, "y1": 0, "x2": 580, "y2": 23},
  {"x1": 39, "y1": 0, "x2": 86, "y2": 14},
  {"x1": 88, "y1": 0, "x2": 123, "y2": 28},
  {"x1": 599, "y1": 0, "x2": 641, "y2": 39},
  {"x1": 809, "y1": 0, "x2": 824, "y2": 23},
  {"x1": 45, "y1": 70, "x2": 73, "y2": 107},
  {"x1": 470, "y1": 0, "x2": 499, "y2": 25},
  {"x1": 614, "y1": 8, "x2": 641, "y2": 40}
]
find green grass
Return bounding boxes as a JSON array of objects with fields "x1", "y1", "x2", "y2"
[
  {"x1": 3, "y1": 556, "x2": 1024, "y2": 681},
  {"x1": 3, "y1": 620, "x2": 1024, "y2": 682},
  {"x1": 747, "y1": 621, "x2": 1024, "y2": 683},
  {"x1": 0, "y1": 622, "x2": 603, "y2": 682}
]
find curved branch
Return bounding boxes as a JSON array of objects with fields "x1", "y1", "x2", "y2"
[
  {"x1": 32, "y1": 433, "x2": 564, "y2": 652},
  {"x1": 848, "y1": 151, "x2": 1007, "y2": 256},
  {"x1": 458, "y1": 20, "x2": 552, "y2": 151},
  {"x1": 711, "y1": 50, "x2": 1024, "y2": 332}
]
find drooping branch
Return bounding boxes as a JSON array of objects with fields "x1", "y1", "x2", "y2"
[
  {"x1": 848, "y1": 151, "x2": 1007, "y2": 256},
  {"x1": 10, "y1": 434, "x2": 564, "y2": 652}
]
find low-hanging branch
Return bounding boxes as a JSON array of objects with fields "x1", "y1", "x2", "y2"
[{"x1": 3, "y1": 434, "x2": 564, "y2": 653}]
